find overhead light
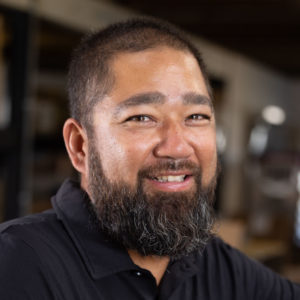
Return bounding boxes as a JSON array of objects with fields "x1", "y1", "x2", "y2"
[
  {"x1": 262, "y1": 105, "x2": 286, "y2": 125},
  {"x1": 216, "y1": 128, "x2": 226, "y2": 153},
  {"x1": 248, "y1": 125, "x2": 269, "y2": 155}
]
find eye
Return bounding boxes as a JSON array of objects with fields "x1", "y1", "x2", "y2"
[
  {"x1": 125, "y1": 115, "x2": 152, "y2": 122},
  {"x1": 187, "y1": 114, "x2": 210, "y2": 121}
]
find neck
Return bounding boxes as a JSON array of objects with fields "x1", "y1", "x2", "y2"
[{"x1": 128, "y1": 249, "x2": 170, "y2": 285}]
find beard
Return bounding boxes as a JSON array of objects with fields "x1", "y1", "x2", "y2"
[{"x1": 87, "y1": 141, "x2": 217, "y2": 260}]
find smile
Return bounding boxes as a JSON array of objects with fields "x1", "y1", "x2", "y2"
[
  {"x1": 152, "y1": 175, "x2": 187, "y2": 182},
  {"x1": 146, "y1": 173, "x2": 193, "y2": 192}
]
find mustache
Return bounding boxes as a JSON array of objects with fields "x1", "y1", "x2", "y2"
[{"x1": 138, "y1": 160, "x2": 202, "y2": 178}]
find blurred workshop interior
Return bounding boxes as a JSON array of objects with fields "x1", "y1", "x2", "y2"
[{"x1": 0, "y1": 0, "x2": 299, "y2": 281}]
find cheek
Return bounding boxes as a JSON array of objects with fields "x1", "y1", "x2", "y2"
[
  {"x1": 95, "y1": 129, "x2": 156, "y2": 182},
  {"x1": 194, "y1": 131, "x2": 217, "y2": 184},
  {"x1": 96, "y1": 137, "x2": 128, "y2": 181}
]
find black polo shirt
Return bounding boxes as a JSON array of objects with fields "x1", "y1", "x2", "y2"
[{"x1": 0, "y1": 179, "x2": 299, "y2": 299}]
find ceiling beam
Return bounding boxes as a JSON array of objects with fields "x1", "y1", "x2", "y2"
[{"x1": 0, "y1": 0, "x2": 135, "y2": 31}]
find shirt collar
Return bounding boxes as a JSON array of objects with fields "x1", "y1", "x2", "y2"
[{"x1": 51, "y1": 179, "x2": 203, "y2": 280}]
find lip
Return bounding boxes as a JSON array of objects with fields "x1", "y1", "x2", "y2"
[
  {"x1": 148, "y1": 170, "x2": 193, "y2": 177},
  {"x1": 145, "y1": 175, "x2": 194, "y2": 192}
]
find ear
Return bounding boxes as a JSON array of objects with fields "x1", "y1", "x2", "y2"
[{"x1": 63, "y1": 118, "x2": 88, "y2": 176}]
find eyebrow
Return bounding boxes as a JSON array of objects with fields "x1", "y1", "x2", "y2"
[
  {"x1": 113, "y1": 92, "x2": 165, "y2": 117},
  {"x1": 115, "y1": 92, "x2": 164, "y2": 110},
  {"x1": 113, "y1": 91, "x2": 213, "y2": 117},
  {"x1": 183, "y1": 93, "x2": 213, "y2": 110}
]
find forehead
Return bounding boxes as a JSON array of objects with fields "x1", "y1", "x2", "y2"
[{"x1": 98, "y1": 47, "x2": 210, "y2": 111}]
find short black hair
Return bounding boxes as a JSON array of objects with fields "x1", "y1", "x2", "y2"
[{"x1": 67, "y1": 17, "x2": 211, "y2": 130}]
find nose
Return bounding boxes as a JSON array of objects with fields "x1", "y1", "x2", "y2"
[{"x1": 153, "y1": 122, "x2": 193, "y2": 159}]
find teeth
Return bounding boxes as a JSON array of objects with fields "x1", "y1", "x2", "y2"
[{"x1": 154, "y1": 175, "x2": 186, "y2": 182}]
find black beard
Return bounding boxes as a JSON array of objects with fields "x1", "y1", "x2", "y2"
[{"x1": 88, "y1": 141, "x2": 217, "y2": 260}]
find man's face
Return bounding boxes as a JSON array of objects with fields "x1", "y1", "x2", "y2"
[
  {"x1": 86, "y1": 47, "x2": 217, "y2": 257},
  {"x1": 89, "y1": 46, "x2": 217, "y2": 192}
]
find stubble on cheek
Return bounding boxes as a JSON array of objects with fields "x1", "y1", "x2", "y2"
[{"x1": 200, "y1": 151, "x2": 218, "y2": 188}]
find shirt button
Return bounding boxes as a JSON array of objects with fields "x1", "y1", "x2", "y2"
[{"x1": 135, "y1": 271, "x2": 142, "y2": 277}]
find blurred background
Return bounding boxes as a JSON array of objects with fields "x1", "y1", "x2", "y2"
[{"x1": 0, "y1": 0, "x2": 299, "y2": 281}]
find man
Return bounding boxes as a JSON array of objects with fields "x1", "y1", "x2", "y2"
[{"x1": 0, "y1": 18, "x2": 299, "y2": 299}]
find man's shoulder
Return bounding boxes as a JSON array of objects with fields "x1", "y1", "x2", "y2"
[
  {"x1": 203, "y1": 236, "x2": 267, "y2": 273},
  {"x1": 0, "y1": 209, "x2": 68, "y2": 260},
  {"x1": 0, "y1": 210, "x2": 65, "y2": 298},
  {"x1": 199, "y1": 236, "x2": 300, "y2": 298},
  {"x1": 0, "y1": 209, "x2": 58, "y2": 236}
]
